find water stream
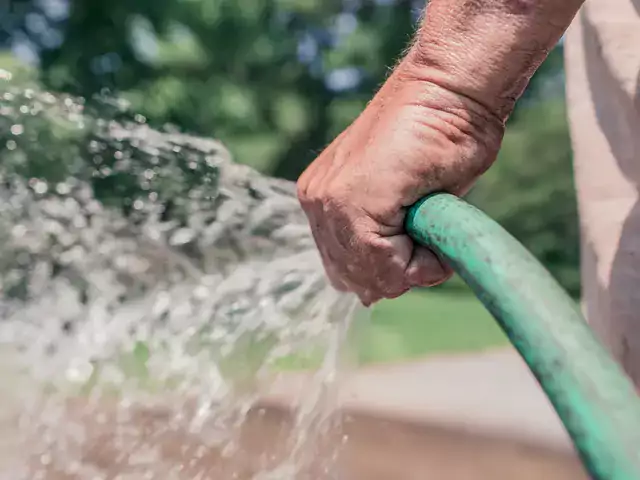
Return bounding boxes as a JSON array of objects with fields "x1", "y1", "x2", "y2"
[{"x1": 0, "y1": 70, "x2": 360, "y2": 479}]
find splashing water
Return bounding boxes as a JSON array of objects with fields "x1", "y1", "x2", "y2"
[{"x1": 0, "y1": 70, "x2": 360, "y2": 479}]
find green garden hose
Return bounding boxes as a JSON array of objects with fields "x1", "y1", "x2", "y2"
[{"x1": 405, "y1": 193, "x2": 640, "y2": 480}]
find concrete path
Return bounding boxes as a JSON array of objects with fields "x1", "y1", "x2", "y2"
[{"x1": 263, "y1": 347, "x2": 575, "y2": 453}]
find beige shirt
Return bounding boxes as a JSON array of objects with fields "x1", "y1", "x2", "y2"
[{"x1": 565, "y1": 0, "x2": 640, "y2": 384}]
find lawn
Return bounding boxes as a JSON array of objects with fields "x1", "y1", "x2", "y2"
[
  {"x1": 351, "y1": 287, "x2": 508, "y2": 365},
  {"x1": 276, "y1": 280, "x2": 509, "y2": 371}
]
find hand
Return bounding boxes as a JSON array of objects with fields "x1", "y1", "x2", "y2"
[{"x1": 297, "y1": 58, "x2": 505, "y2": 306}]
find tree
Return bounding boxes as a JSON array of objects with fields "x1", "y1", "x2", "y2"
[{"x1": 7, "y1": 0, "x2": 418, "y2": 180}]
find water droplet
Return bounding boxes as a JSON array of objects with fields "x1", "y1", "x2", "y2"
[
  {"x1": 10, "y1": 124, "x2": 24, "y2": 136},
  {"x1": 56, "y1": 182, "x2": 71, "y2": 195},
  {"x1": 65, "y1": 359, "x2": 94, "y2": 383},
  {"x1": 170, "y1": 228, "x2": 196, "y2": 246},
  {"x1": 11, "y1": 224, "x2": 27, "y2": 238},
  {"x1": 32, "y1": 180, "x2": 48, "y2": 194},
  {"x1": 72, "y1": 215, "x2": 87, "y2": 229}
]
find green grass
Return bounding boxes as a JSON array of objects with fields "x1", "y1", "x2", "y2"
[
  {"x1": 276, "y1": 282, "x2": 509, "y2": 371},
  {"x1": 350, "y1": 287, "x2": 508, "y2": 365}
]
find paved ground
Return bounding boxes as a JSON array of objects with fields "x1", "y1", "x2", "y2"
[
  {"x1": 264, "y1": 347, "x2": 574, "y2": 452},
  {"x1": 3, "y1": 347, "x2": 590, "y2": 479},
  {"x1": 12, "y1": 397, "x2": 587, "y2": 480}
]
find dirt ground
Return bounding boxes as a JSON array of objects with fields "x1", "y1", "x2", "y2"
[{"x1": 6, "y1": 399, "x2": 588, "y2": 480}]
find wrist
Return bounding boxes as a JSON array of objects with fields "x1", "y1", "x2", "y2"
[
  {"x1": 404, "y1": 45, "x2": 529, "y2": 124},
  {"x1": 371, "y1": 61, "x2": 505, "y2": 189},
  {"x1": 401, "y1": 41, "x2": 536, "y2": 123},
  {"x1": 403, "y1": 0, "x2": 582, "y2": 122},
  {"x1": 390, "y1": 57, "x2": 506, "y2": 151}
]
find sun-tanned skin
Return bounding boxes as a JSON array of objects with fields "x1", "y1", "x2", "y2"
[{"x1": 297, "y1": 0, "x2": 586, "y2": 306}]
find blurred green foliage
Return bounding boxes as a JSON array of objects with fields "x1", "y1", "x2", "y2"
[
  {"x1": 27, "y1": 0, "x2": 421, "y2": 180},
  {"x1": 469, "y1": 99, "x2": 580, "y2": 296},
  {"x1": 1, "y1": 0, "x2": 579, "y2": 294}
]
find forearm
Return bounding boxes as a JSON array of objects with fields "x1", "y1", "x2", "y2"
[{"x1": 404, "y1": 0, "x2": 585, "y2": 121}]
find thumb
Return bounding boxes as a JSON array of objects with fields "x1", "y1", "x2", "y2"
[{"x1": 405, "y1": 245, "x2": 453, "y2": 287}]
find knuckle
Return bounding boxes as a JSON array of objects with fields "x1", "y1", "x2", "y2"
[
  {"x1": 414, "y1": 267, "x2": 453, "y2": 288},
  {"x1": 297, "y1": 183, "x2": 323, "y2": 213},
  {"x1": 375, "y1": 275, "x2": 407, "y2": 297},
  {"x1": 296, "y1": 177, "x2": 311, "y2": 204},
  {"x1": 431, "y1": 268, "x2": 454, "y2": 286},
  {"x1": 383, "y1": 286, "x2": 410, "y2": 300}
]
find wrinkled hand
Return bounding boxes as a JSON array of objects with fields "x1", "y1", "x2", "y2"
[{"x1": 297, "y1": 59, "x2": 505, "y2": 306}]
